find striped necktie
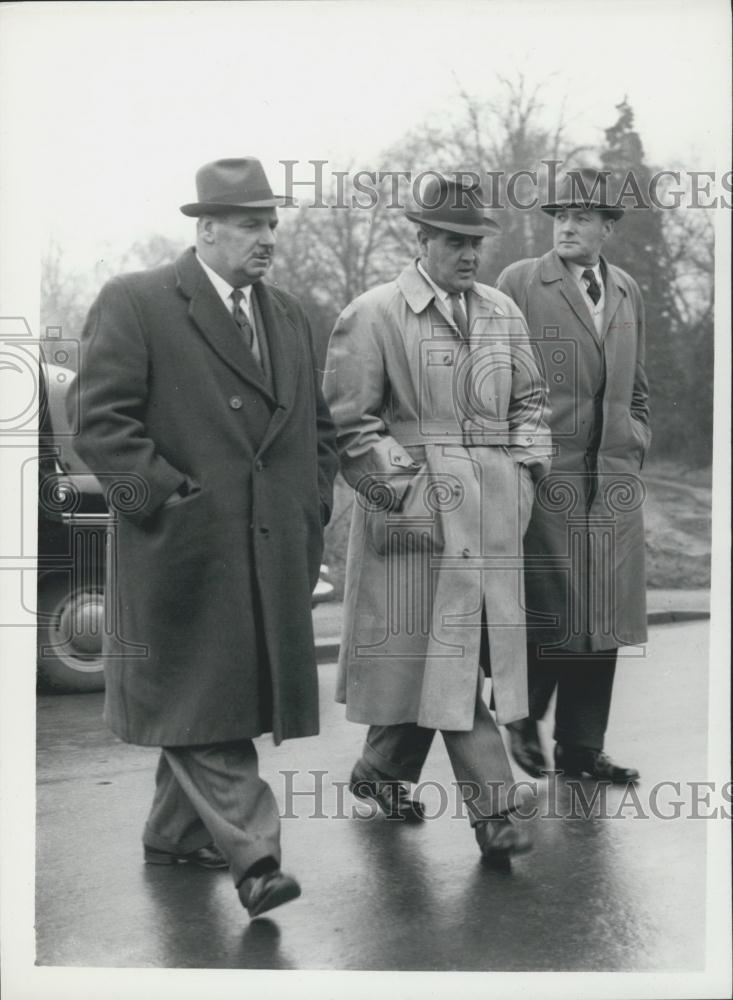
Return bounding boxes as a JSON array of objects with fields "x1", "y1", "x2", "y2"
[
  {"x1": 230, "y1": 288, "x2": 254, "y2": 349},
  {"x1": 449, "y1": 292, "x2": 469, "y2": 339}
]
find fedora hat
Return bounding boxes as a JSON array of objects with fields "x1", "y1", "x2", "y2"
[
  {"x1": 542, "y1": 168, "x2": 624, "y2": 220},
  {"x1": 180, "y1": 157, "x2": 294, "y2": 216},
  {"x1": 405, "y1": 175, "x2": 500, "y2": 236}
]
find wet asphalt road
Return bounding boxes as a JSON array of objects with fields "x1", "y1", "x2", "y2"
[{"x1": 36, "y1": 621, "x2": 713, "y2": 971}]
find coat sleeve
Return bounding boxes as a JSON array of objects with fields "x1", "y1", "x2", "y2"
[
  {"x1": 494, "y1": 275, "x2": 553, "y2": 478},
  {"x1": 301, "y1": 309, "x2": 339, "y2": 525},
  {"x1": 323, "y1": 295, "x2": 420, "y2": 510},
  {"x1": 69, "y1": 277, "x2": 187, "y2": 524}
]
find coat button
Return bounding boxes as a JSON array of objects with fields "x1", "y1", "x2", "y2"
[
  {"x1": 259, "y1": 526, "x2": 269, "y2": 536},
  {"x1": 229, "y1": 395, "x2": 243, "y2": 410},
  {"x1": 462, "y1": 547, "x2": 471, "y2": 558}
]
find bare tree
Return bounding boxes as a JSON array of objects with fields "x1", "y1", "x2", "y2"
[{"x1": 40, "y1": 241, "x2": 90, "y2": 352}]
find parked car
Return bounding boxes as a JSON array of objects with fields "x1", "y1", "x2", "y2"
[
  {"x1": 37, "y1": 363, "x2": 107, "y2": 692},
  {"x1": 37, "y1": 362, "x2": 334, "y2": 694}
]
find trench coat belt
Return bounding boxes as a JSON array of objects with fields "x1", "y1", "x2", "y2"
[{"x1": 387, "y1": 419, "x2": 515, "y2": 448}]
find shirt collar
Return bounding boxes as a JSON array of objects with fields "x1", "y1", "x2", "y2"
[
  {"x1": 566, "y1": 260, "x2": 602, "y2": 283},
  {"x1": 196, "y1": 252, "x2": 253, "y2": 309},
  {"x1": 416, "y1": 261, "x2": 469, "y2": 313}
]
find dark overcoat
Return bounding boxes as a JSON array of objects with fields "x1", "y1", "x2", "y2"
[
  {"x1": 497, "y1": 249, "x2": 650, "y2": 653},
  {"x1": 72, "y1": 248, "x2": 338, "y2": 746}
]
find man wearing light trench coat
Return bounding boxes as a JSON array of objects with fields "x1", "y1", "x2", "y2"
[{"x1": 323, "y1": 176, "x2": 552, "y2": 860}]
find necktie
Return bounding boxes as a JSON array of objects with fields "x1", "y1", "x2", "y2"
[
  {"x1": 449, "y1": 292, "x2": 469, "y2": 339},
  {"x1": 582, "y1": 269, "x2": 602, "y2": 306},
  {"x1": 231, "y1": 289, "x2": 254, "y2": 349}
]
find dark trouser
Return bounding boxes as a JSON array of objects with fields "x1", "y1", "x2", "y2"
[
  {"x1": 360, "y1": 671, "x2": 515, "y2": 824},
  {"x1": 527, "y1": 643, "x2": 618, "y2": 751},
  {"x1": 143, "y1": 740, "x2": 281, "y2": 888}
]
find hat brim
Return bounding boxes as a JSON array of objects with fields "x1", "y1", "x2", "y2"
[
  {"x1": 541, "y1": 201, "x2": 624, "y2": 220},
  {"x1": 405, "y1": 210, "x2": 500, "y2": 235},
  {"x1": 180, "y1": 196, "x2": 295, "y2": 216}
]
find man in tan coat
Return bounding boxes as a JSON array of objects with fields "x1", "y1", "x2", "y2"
[
  {"x1": 324, "y1": 175, "x2": 551, "y2": 860},
  {"x1": 496, "y1": 168, "x2": 648, "y2": 784}
]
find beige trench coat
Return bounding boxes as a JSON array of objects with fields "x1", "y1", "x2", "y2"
[{"x1": 324, "y1": 262, "x2": 551, "y2": 730}]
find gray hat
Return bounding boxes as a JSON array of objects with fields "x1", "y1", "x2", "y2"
[
  {"x1": 180, "y1": 157, "x2": 293, "y2": 216},
  {"x1": 405, "y1": 175, "x2": 500, "y2": 236},
  {"x1": 542, "y1": 168, "x2": 625, "y2": 220}
]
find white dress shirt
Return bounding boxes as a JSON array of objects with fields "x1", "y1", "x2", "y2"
[
  {"x1": 417, "y1": 261, "x2": 468, "y2": 334},
  {"x1": 567, "y1": 260, "x2": 605, "y2": 337},
  {"x1": 196, "y1": 252, "x2": 262, "y2": 363}
]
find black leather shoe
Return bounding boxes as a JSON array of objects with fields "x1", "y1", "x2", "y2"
[
  {"x1": 238, "y1": 870, "x2": 301, "y2": 918},
  {"x1": 475, "y1": 814, "x2": 533, "y2": 862},
  {"x1": 555, "y1": 744, "x2": 640, "y2": 783},
  {"x1": 144, "y1": 842, "x2": 228, "y2": 869},
  {"x1": 349, "y1": 761, "x2": 426, "y2": 822},
  {"x1": 505, "y1": 718, "x2": 548, "y2": 778}
]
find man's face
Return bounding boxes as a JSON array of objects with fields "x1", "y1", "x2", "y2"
[
  {"x1": 553, "y1": 208, "x2": 614, "y2": 265},
  {"x1": 198, "y1": 208, "x2": 278, "y2": 287},
  {"x1": 419, "y1": 230, "x2": 483, "y2": 293}
]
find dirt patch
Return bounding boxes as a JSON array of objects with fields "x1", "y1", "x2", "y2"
[{"x1": 644, "y1": 463, "x2": 712, "y2": 588}]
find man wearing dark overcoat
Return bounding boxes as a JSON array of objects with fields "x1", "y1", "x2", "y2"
[
  {"x1": 324, "y1": 175, "x2": 551, "y2": 861},
  {"x1": 71, "y1": 157, "x2": 338, "y2": 917},
  {"x1": 496, "y1": 168, "x2": 648, "y2": 783}
]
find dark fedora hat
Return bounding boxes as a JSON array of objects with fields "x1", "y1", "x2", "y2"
[
  {"x1": 180, "y1": 157, "x2": 294, "y2": 216},
  {"x1": 405, "y1": 174, "x2": 500, "y2": 236},
  {"x1": 542, "y1": 167, "x2": 624, "y2": 220}
]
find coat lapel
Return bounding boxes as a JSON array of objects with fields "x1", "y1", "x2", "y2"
[
  {"x1": 597, "y1": 257, "x2": 629, "y2": 379},
  {"x1": 466, "y1": 284, "x2": 500, "y2": 341},
  {"x1": 252, "y1": 281, "x2": 299, "y2": 412},
  {"x1": 541, "y1": 250, "x2": 601, "y2": 352},
  {"x1": 600, "y1": 258, "x2": 626, "y2": 340},
  {"x1": 175, "y1": 249, "x2": 277, "y2": 402}
]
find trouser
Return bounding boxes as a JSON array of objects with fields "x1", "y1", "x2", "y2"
[
  {"x1": 527, "y1": 643, "x2": 618, "y2": 751},
  {"x1": 359, "y1": 671, "x2": 515, "y2": 823},
  {"x1": 142, "y1": 739, "x2": 281, "y2": 888}
]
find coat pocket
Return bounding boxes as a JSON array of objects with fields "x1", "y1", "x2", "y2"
[
  {"x1": 367, "y1": 469, "x2": 451, "y2": 556},
  {"x1": 161, "y1": 482, "x2": 203, "y2": 509}
]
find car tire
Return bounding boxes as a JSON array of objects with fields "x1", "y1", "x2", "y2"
[{"x1": 37, "y1": 573, "x2": 106, "y2": 693}]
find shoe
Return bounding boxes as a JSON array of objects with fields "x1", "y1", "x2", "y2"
[
  {"x1": 349, "y1": 761, "x2": 426, "y2": 822},
  {"x1": 505, "y1": 718, "x2": 548, "y2": 778},
  {"x1": 554, "y1": 744, "x2": 640, "y2": 783},
  {"x1": 143, "y1": 842, "x2": 229, "y2": 869},
  {"x1": 238, "y1": 870, "x2": 301, "y2": 918},
  {"x1": 475, "y1": 814, "x2": 533, "y2": 862}
]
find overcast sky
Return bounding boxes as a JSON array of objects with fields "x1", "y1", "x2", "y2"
[{"x1": 1, "y1": 0, "x2": 730, "y2": 270}]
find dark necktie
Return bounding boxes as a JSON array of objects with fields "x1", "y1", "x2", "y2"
[
  {"x1": 231, "y1": 288, "x2": 254, "y2": 349},
  {"x1": 449, "y1": 292, "x2": 469, "y2": 339},
  {"x1": 582, "y1": 269, "x2": 602, "y2": 306}
]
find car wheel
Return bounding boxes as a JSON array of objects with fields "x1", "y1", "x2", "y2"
[{"x1": 37, "y1": 573, "x2": 106, "y2": 693}]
